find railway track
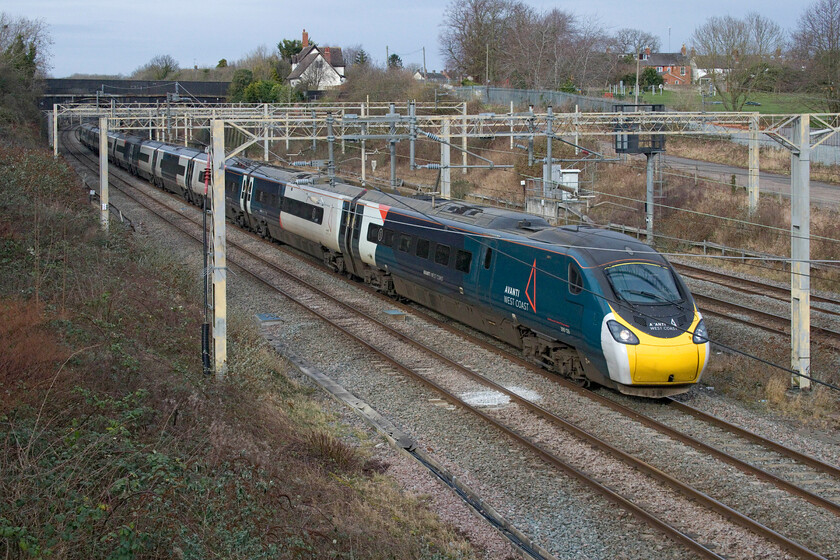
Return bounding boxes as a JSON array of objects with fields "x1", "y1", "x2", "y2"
[
  {"x1": 675, "y1": 262, "x2": 840, "y2": 349},
  {"x1": 62, "y1": 130, "x2": 840, "y2": 559},
  {"x1": 675, "y1": 262, "x2": 840, "y2": 317}
]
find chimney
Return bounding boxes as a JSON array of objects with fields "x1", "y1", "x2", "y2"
[
  {"x1": 644, "y1": 47, "x2": 651, "y2": 56},
  {"x1": 302, "y1": 29, "x2": 308, "y2": 48},
  {"x1": 681, "y1": 44, "x2": 686, "y2": 56},
  {"x1": 324, "y1": 46, "x2": 331, "y2": 64}
]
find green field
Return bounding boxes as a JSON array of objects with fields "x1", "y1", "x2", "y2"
[{"x1": 617, "y1": 90, "x2": 821, "y2": 114}]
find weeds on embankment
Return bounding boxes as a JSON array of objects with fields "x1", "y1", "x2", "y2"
[{"x1": 0, "y1": 134, "x2": 475, "y2": 558}]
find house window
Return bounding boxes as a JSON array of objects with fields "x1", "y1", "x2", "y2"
[
  {"x1": 657, "y1": 66, "x2": 663, "y2": 72},
  {"x1": 680, "y1": 66, "x2": 686, "y2": 76}
]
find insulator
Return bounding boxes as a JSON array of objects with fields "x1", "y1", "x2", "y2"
[{"x1": 419, "y1": 130, "x2": 443, "y2": 143}]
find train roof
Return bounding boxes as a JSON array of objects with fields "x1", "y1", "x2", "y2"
[
  {"x1": 528, "y1": 226, "x2": 667, "y2": 267},
  {"x1": 222, "y1": 158, "x2": 666, "y2": 268}
]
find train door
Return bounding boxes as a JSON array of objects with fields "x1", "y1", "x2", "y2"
[
  {"x1": 239, "y1": 175, "x2": 254, "y2": 217},
  {"x1": 476, "y1": 242, "x2": 498, "y2": 306},
  {"x1": 340, "y1": 192, "x2": 366, "y2": 277},
  {"x1": 185, "y1": 159, "x2": 195, "y2": 198},
  {"x1": 151, "y1": 149, "x2": 160, "y2": 185},
  {"x1": 564, "y1": 259, "x2": 584, "y2": 339}
]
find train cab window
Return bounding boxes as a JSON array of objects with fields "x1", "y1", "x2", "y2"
[
  {"x1": 605, "y1": 263, "x2": 682, "y2": 304},
  {"x1": 415, "y1": 238, "x2": 430, "y2": 259},
  {"x1": 398, "y1": 234, "x2": 412, "y2": 252},
  {"x1": 483, "y1": 248, "x2": 493, "y2": 270},
  {"x1": 367, "y1": 224, "x2": 382, "y2": 244},
  {"x1": 568, "y1": 263, "x2": 583, "y2": 295},
  {"x1": 455, "y1": 250, "x2": 472, "y2": 273},
  {"x1": 434, "y1": 244, "x2": 450, "y2": 266}
]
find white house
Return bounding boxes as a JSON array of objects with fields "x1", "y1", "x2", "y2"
[
  {"x1": 287, "y1": 29, "x2": 345, "y2": 90},
  {"x1": 413, "y1": 70, "x2": 451, "y2": 85}
]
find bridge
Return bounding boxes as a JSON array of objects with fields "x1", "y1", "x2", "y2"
[{"x1": 39, "y1": 79, "x2": 230, "y2": 110}]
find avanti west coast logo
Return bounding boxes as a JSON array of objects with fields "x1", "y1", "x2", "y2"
[{"x1": 503, "y1": 260, "x2": 537, "y2": 312}]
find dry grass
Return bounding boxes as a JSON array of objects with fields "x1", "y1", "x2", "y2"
[
  {"x1": 0, "y1": 299, "x2": 68, "y2": 407},
  {"x1": 702, "y1": 349, "x2": 840, "y2": 429},
  {"x1": 668, "y1": 136, "x2": 840, "y2": 185}
]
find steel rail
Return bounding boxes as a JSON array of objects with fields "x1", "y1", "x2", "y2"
[
  {"x1": 59, "y1": 133, "x2": 733, "y2": 559},
  {"x1": 675, "y1": 262, "x2": 840, "y2": 317},
  {"x1": 63, "y1": 130, "x2": 830, "y2": 559}
]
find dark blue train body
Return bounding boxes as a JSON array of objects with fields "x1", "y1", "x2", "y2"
[{"x1": 79, "y1": 123, "x2": 709, "y2": 397}]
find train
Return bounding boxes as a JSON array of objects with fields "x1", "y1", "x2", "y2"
[{"x1": 78, "y1": 123, "x2": 709, "y2": 398}]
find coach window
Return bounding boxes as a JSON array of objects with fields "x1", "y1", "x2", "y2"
[
  {"x1": 434, "y1": 244, "x2": 450, "y2": 266},
  {"x1": 398, "y1": 234, "x2": 412, "y2": 252},
  {"x1": 383, "y1": 228, "x2": 395, "y2": 247},
  {"x1": 568, "y1": 263, "x2": 583, "y2": 295},
  {"x1": 455, "y1": 250, "x2": 472, "y2": 273},
  {"x1": 483, "y1": 247, "x2": 493, "y2": 269},
  {"x1": 416, "y1": 238, "x2": 430, "y2": 259}
]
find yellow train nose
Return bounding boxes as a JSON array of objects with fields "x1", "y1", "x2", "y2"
[
  {"x1": 602, "y1": 310, "x2": 710, "y2": 387},
  {"x1": 627, "y1": 337, "x2": 705, "y2": 383}
]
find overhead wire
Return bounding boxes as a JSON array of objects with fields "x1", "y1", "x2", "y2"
[{"x1": 118, "y1": 126, "x2": 840, "y2": 393}]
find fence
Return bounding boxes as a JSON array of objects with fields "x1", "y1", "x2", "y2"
[{"x1": 450, "y1": 86, "x2": 626, "y2": 112}]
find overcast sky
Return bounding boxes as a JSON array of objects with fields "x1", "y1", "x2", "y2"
[{"x1": 3, "y1": 0, "x2": 800, "y2": 78}]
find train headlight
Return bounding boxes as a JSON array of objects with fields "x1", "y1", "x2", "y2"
[
  {"x1": 607, "y1": 320, "x2": 639, "y2": 345},
  {"x1": 692, "y1": 319, "x2": 709, "y2": 344}
]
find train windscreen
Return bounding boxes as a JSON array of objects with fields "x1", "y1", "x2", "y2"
[{"x1": 604, "y1": 263, "x2": 683, "y2": 304}]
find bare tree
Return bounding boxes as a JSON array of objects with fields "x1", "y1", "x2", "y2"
[
  {"x1": 793, "y1": 0, "x2": 840, "y2": 111},
  {"x1": 235, "y1": 45, "x2": 287, "y2": 82},
  {"x1": 297, "y1": 57, "x2": 331, "y2": 91},
  {"x1": 614, "y1": 28, "x2": 661, "y2": 55},
  {"x1": 0, "y1": 12, "x2": 51, "y2": 124},
  {"x1": 343, "y1": 44, "x2": 369, "y2": 67},
  {"x1": 439, "y1": 0, "x2": 519, "y2": 81},
  {"x1": 560, "y1": 16, "x2": 613, "y2": 90},
  {"x1": 692, "y1": 13, "x2": 786, "y2": 110},
  {"x1": 501, "y1": 6, "x2": 573, "y2": 89},
  {"x1": 132, "y1": 54, "x2": 179, "y2": 80},
  {"x1": 0, "y1": 12, "x2": 52, "y2": 76}
]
